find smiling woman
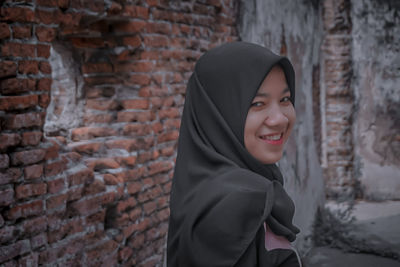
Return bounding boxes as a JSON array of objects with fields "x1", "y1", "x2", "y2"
[
  {"x1": 167, "y1": 42, "x2": 301, "y2": 267},
  {"x1": 244, "y1": 65, "x2": 296, "y2": 165}
]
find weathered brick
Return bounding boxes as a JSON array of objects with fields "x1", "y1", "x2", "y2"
[
  {"x1": 37, "y1": 78, "x2": 52, "y2": 91},
  {"x1": 21, "y1": 131, "x2": 43, "y2": 146},
  {"x1": 44, "y1": 160, "x2": 67, "y2": 177},
  {"x1": 0, "y1": 225, "x2": 16, "y2": 244},
  {"x1": 0, "y1": 133, "x2": 21, "y2": 151},
  {"x1": 0, "y1": 154, "x2": 9, "y2": 169},
  {"x1": 143, "y1": 35, "x2": 169, "y2": 48},
  {"x1": 117, "y1": 110, "x2": 155, "y2": 122},
  {"x1": 12, "y1": 25, "x2": 32, "y2": 39},
  {"x1": 0, "y1": 61, "x2": 17, "y2": 78},
  {"x1": 0, "y1": 188, "x2": 14, "y2": 206},
  {"x1": 123, "y1": 123, "x2": 152, "y2": 136},
  {"x1": 86, "y1": 99, "x2": 119, "y2": 111},
  {"x1": 71, "y1": 127, "x2": 118, "y2": 141},
  {"x1": 31, "y1": 233, "x2": 47, "y2": 249},
  {"x1": 18, "y1": 60, "x2": 39, "y2": 74},
  {"x1": 69, "y1": 142, "x2": 103, "y2": 154},
  {"x1": 82, "y1": 62, "x2": 113, "y2": 74},
  {"x1": 67, "y1": 168, "x2": 94, "y2": 186},
  {"x1": 0, "y1": 22, "x2": 10, "y2": 39},
  {"x1": 84, "y1": 179, "x2": 105, "y2": 195},
  {"x1": 122, "y1": 35, "x2": 142, "y2": 47},
  {"x1": 129, "y1": 74, "x2": 151, "y2": 86},
  {"x1": 148, "y1": 161, "x2": 173, "y2": 176},
  {"x1": 46, "y1": 193, "x2": 67, "y2": 210},
  {"x1": 6, "y1": 200, "x2": 44, "y2": 220},
  {"x1": 11, "y1": 148, "x2": 46, "y2": 166},
  {"x1": 22, "y1": 216, "x2": 47, "y2": 235},
  {"x1": 0, "y1": 168, "x2": 22, "y2": 185},
  {"x1": 47, "y1": 177, "x2": 65, "y2": 194},
  {"x1": 37, "y1": 44, "x2": 51, "y2": 58},
  {"x1": 127, "y1": 181, "x2": 142, "y2": 194},
  {"x1": 1, "y1": 42, "x2": 35, "y2": 57},
  {"x1": 39, "y1": 61, "x2": 51, "y2": 74},
  {"x1": 1, "y1": 7, "x2": 35, "y2": 22},
  {"x1": 15, "y1": 183, "x2": 47, "y2": 199},
  {"x1": 0, "y1": 78, "x2": 36, "y2": 95},
  {"x1": 121, "y1": 99, "x2": 149, "y2": 110},
  {"x1": 4, "y1": 112, "x2": 45, "y2": 130},
  {"x1": 0, "y1": 95, "x2": 38, "y2": 111},
  {"x1": 86, "y1": 158, "x2": 120, "y2": 171},
  {"x1": 0, "y1": 239, "x2": 30, "y2": 263},
  {"x1": 157, "y1": 130, "x2": 179, "y2": 143},
  {"x1": 35, "y1": 26, "x2": 56, "y2": 42},
  {"x1": 68, "y1": 195, "x2": 102, "y2": 216}
]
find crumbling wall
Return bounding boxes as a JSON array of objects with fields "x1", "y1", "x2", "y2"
[
  {"x1": 0, "y1": 1, "x2": 237, "y2": 266},
  {"x1": 352, "y1": 0, "x2": 400, "y2": 200},
  {"x1": 238, "y1": 0, "x2": 325, "y2": 253}
]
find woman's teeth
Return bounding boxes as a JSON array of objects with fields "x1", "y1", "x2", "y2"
[{"x1": 261, "y1": 134, "x2": 282, "y2": 140}]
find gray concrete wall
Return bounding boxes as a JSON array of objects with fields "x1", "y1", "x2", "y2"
[
  {"x1": 351, "y1": 0, "x2": 400, "y2": 200},
  {"x1": 238, "y1": 0, "x2": 325, "y2": 254}
]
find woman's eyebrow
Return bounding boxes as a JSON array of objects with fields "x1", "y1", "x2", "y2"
[{"x1": 255, "y1": 87, "x2": 290, "y2": 97}]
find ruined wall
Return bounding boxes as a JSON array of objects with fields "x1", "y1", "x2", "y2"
[
  {"x1": 0, "y1": 1, "x2": 237, "y2": 266},
  {"x1": 238, "y1": 0, "x2": 325, "y2": 253},
  {"x1": 352, "y1": 0, "x2": 400, "y2": 200}
]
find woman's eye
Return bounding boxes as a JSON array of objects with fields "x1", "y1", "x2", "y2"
[
  {"x1": 281, "y1": 96, "x2": 291, "y2": 103},
  {"x1": 250, "y1": 101, "x2": 264, "y2": 107}
]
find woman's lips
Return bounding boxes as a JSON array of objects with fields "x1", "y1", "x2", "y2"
[{"x1": 259, "y1": 133, "x2": 284, "y2": 145}]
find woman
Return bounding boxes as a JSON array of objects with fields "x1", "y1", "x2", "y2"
[{"x1": 167, "y1": 42, "x2": 301, "y2": 266}]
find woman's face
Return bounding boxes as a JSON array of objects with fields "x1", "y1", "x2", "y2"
[{"x1": 244, "y1": 66, "x2": 296, "y2": 164}]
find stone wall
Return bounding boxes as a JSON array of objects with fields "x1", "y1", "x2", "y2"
[
  {"x1": 0, "y1": 0, "x2": 237, "y2": 265},
  {"x1": 238, "y1": 0, "x2": 325, "y2": 253},
  {"x1": 352, "y1": 0, "x2": 400, "y2": 200}
]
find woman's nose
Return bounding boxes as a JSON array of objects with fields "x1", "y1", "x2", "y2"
[{"x1": 264, "y1": 105, "x2": 288, "y2": 127}]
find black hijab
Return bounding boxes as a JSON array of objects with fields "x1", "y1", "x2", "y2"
[{"x1": 167, "y1": 42, "x2": 300, "y2": 266}]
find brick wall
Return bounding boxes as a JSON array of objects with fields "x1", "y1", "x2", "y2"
[
  {"x1": 320, "y1": 0, "x2": 355, "y2": 199},
  {"x1": 0, "y1": 0, "x2": 238, "y2": 266}
]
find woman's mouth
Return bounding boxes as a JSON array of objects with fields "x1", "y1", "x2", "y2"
[{"x1": 259, "y1": 133, "x2": 284, "y2": 145}]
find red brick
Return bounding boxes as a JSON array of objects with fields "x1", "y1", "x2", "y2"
[
  {"x1": 35, "y1": 26, "x2": 56, "y2": 42},
  {"x1": 159, "y1": 108, "x2": 181, "y2": 119},
  {"x1": 24, "y1": 164, "x2": 43, "y2": 179},
  {"x1": 21, "y1": 131, "x2": 43, "y2": 146},
  {"x1": 114, "y1": 20, "x2": 146, "y2": 33},
  {"x1": 69, "y1": 142, "x2": 103, "y2": 154},
  {"x1": 148, "y1": 161, "x2": 173, "y2": 176},
  {"x1": 0, "y1": 188, "x2": 14, "y2": 206},
  {"x1": 123, "y1": 5, "x2": 149, "y2": 19},
  {"x1": 37, "y1": 78, "x2": 52, "y2": 91},
  {"x1": 86, "y1": 158, "x2": 120, "y2": 171},
  {"x1": 129, "y1": 74, "x2": 151, "y2": 86},
  {"x1": 0, "y1": 168, "x2": 22, "y2": 185},
  {"x1": 6, "y1": 199, "x2": 44, "y2": 220},
  {"x1": 68, "y1": 195, "x2": 102, "y2": 216},
  {"x1": 116, "y1": 61, "x2": 154, "y2": 73},
  {"x1": 11, "y1": 148, "x2": 46, "y2": 166},
  {"x1": 71, "y1": 127, "x2": 118, "y2": 141},
  {"x1": 160, "y1": 145, "x2": 175, "y2": 157},
  {"x1": 84, "y1": 179, "x2": 105, "y2": 195},
  {"x1": 30, "y1": 233, "x2": 47, "y2": 249},
  {"x1": 39, "y1": 93, "x2": 50, "y2": 108},
  {"x1": 123, "y1": 123, "x2": 152, "y2": 136},
  {"x1": 86, "y1": 99, "x2": 119, "y2": 111},
  {"x1": 82, "y1": 62, "x2": 112, "y2": 74},
  {"x1": 128, "y1": 232, "x2": 144, "y2": 249},
  {"x1": 121, "y1": 99, "x2": 149, "y2": 110},
  {"x1": 122, "y1": 36, "x2": 141, "y2": 47},
  {"x1": 39, "y1": 61, "x2": 51, "y2": 74},
  {"x1": 4, "y1": 112, "x2": 45, "y2": 130},
  {"x1": 0, "y1": 78, "x2": 36, "y2": 95},
  {"x1": 15, "y1": 183, "x2": 47, "y2": 199},
  {"x1": 0, "y1": 95, "x2": 38, "y2": 111},
  {"x1": 47, "y1": 177, "x2": 65, "y2": 194},
  {"x1": 46, "y1": 193, "x2": 67, "y2": 210},
  {"x1": 83, "y1": 113, "x2": 114, "y2": 124},
  {"x1": 67, "y1": 168, "x2": 94, "y2": 186},
  {"x1": 1, "y1": 42, "x2": 35, "y2": 57},
  {"x1": 103, "y1": 173, "x2": 123, "y2": 185},
  {"x1": 0, "y1": 154, "x2": 9, "y2": 169},
  {"x1": 127, "y1": 181, "x2": 142, "y2": 194},
  {"x1": 86, "y1": 209, "x2": 106, "y2": 225},
  {"x1": 116, "y1": 156, "x2": 137, "y2": 167},
  {"x1": 117, "y1": 110, "x2": 155, "y2": 122},
  {"x1": 0, "y1": 239, "x2": 30, "y2": 263},
  {"x1": 143, "y1": 35, "x2": 169, "y2": 48},
  {"x1": 119, "y1": 246, "x2": 133, "y2": 262},
  {"x1": 146, "y1": 21, "x2": 171, "y2": 34},
  {"x1": 0, "y1": 225, "x2": 16, "y2": 244},
  {"x1": 0, "y1": 133, "x2": 21, "y2": 151},
  {"x1": 12, "y1": 25, "x2": 32, "y2": 38},
  {"x1": 157, "y1": 130, "x2": 179, "y2": 143},
  {"x1": 67, "y1": 186, "x2": 83, "y2": 201},
  {"x1": 116, "y1": 197, "x2": 137, "y2": 214},
  {"x1": 0, "y1": 22, "x2": 10, "y2": 39},
  {"x1": 18, "y1": 60, "x2": 39, "y2": 74},
  {"x1": 1, "y1": 7, "x2": 35, "y2": 22},
  {"x1": 45, "y1": 160, "x2": 67, "y2": 177},
  {"x1": 35, "y1": 9, "x2": 57, "y2": 24},
  {"x1": 0, "y1": 61, "x2": 17, "y2": 78},
  {"x1": 45, "y1": 142, "x2": 59, "y2": 160},
  {"x1": 85, "y1": 240, "x2": 118, "y2": 262},
  {"x1": 105, "y1": 139, "x2": 137, "y2": 151},
  {"x1": 48, "y1": 217, "x2": 84, "y2": 243},
  {"x1": 37, "y1": 44, "x2": 51, "y2": 58}
]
